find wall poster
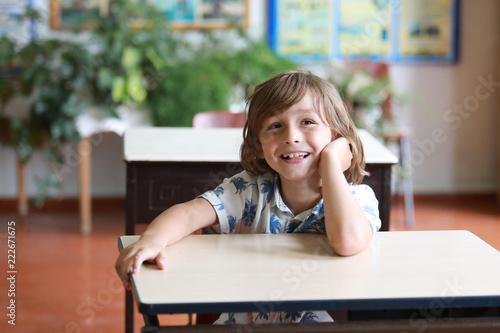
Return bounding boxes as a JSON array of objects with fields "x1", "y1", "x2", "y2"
[
  {"x1": 268, "y1": 0, "x2": 335, "y2": 62},
  {"x1": 268, "y1": 0, "x2": 460, "y2": 63}
]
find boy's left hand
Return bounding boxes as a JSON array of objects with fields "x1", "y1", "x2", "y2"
[{"x1": 318, "y1": 137, "x2": 353, "y2": 176}]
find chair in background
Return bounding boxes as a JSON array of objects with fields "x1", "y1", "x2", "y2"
[{"x1": 192, "y1": 110, "x2": 246, "y2": 128}]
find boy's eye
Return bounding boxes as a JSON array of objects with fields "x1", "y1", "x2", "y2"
[
  {"x1": 301, "y1": 119, "x2": 315, "y2": 125},
  {"x1": 268, "y1": 123, "x2": 281, "y2": 130}
]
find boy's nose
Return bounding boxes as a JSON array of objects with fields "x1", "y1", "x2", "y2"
[{"x1": 284, "y1": 126, "x2": 301, "y2": 144}]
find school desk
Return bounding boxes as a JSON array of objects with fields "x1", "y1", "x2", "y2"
[
  {"x1": 118, "y1": 231, "x2": 500, "y2": 331},
  {"x1": 123, "y1": 127, "x2": 397, "y2": 234}
]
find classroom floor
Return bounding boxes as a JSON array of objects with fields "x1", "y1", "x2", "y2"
[{"x1": 1, "y1": 194, "x2": 500, "y2": 333}]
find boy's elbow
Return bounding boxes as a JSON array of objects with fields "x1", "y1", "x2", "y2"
[
  {"x1": 331, "y1": 241, "x2": 361, "y2": 256},
  {"x1": 328, "y1": 234, "x2": 370, "y2": 257}
]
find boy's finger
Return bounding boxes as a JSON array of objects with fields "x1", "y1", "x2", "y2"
[
  {"x1": 131, "y1": 254, "x2": 143, "y2": 274},
  {"x1": 156, "y1": 252, "x2": 167, "y2": 270}
]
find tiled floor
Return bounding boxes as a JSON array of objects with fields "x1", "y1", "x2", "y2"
[
  {"x1": 390, "y1": 194, "x2": 500, "y2": 250},
  {"x1": 1, "y1": 194, "x2": 499, "y2": 332}
]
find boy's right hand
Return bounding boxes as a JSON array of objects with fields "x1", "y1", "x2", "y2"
[{"x1": 115, "y1": 240, "x2": 167, "y2": 290}]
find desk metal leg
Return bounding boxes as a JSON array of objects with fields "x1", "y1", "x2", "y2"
[
  {"x1": 125, "y1": 191, "x2": 136, "y2": 333},
  {"x1": 143, "y1": 314, "x2": 160, "y2": 327},
  {"x1": 126, "y1": 290, "x2": 134, "y2": 333},
  {"x1": 399, "y1": 135, "x2": 415, "y2": 227}
]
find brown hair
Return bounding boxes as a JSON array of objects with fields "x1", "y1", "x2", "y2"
[{"x1": 240, "y1": 69, "x2": 368, "y2": 184}]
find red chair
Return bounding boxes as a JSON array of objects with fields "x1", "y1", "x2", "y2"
[{"x1": 192, "y1": 110, "x2": 246, "y2": 128}]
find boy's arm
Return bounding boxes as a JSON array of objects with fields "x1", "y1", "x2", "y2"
[
  {"x1": 116, "y1": 197, "x2": 217, "y2": 289},
  {"x1": 319, "y1": 137, "x2": 373, "y2": 256}
]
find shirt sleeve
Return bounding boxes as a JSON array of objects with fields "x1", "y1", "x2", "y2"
[
  {"x1": 198, "y1": 171, "x2": 257, "y2": 234},
  {"x1": 350, "y1": 184, "x2": 381, "y2": 236}
]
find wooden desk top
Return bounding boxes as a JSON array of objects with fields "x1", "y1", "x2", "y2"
[
  {"x1": 123, "y1": 127, "x2": 398, "y2": 164},
  {"x1": 119, "y1": 231, "x2": 500, "y2": 315}
]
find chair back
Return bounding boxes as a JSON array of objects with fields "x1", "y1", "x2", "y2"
[{"x1": 192, "y1": 111, "x2": 246, "y2": 128}]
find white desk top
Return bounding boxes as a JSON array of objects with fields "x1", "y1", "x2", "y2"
[
  {"x1": 119, "y1": 231, "x2": 500, "y2": 315},
  {"x1": 123, "y1": 127, "x2": 397, "y2": 164}
]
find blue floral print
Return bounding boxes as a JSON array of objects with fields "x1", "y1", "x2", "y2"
[
  {"x1": 269, "y1": 214, "x2": 281, "y2": 234},
  {"x1": 299, "y1": 311, "x2": 320, "y2": 323},
  {"x1": 227, "y1": 215, "x2": 236, "y2": 233},
  {"x1": 241, "y1": 200, "x2": 257, "y2": 227},
  {"x1": 230, "y1": 177, "x2": 255, "y2": 194},
  {"x1": 260, "y1": 178, "x2": 274, "y2": 204}
]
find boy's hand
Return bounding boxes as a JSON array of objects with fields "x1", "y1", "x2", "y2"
[
  {"x1": 115, "y1": 241, "x2": 167, "y2": 290},
  {"x1": 318, "y1": 137, "x2": 353, "y2": 177}
]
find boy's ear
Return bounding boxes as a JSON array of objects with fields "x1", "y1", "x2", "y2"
[{"x1": 255, "y1": 142, "x2": 265, "y2": 159}]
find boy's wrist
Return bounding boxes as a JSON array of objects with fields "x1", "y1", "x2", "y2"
[
  {"x1": 139, "y1": 233, "x2": 168, "y2": 249},
  {"x1": 319, "y1": 155, "x2": 344, "y2": 180}
]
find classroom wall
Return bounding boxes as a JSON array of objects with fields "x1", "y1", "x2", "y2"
[
  {"x1": 390, "y1": 0, "x2": 500, "y2": 193},
  {"x1": 0, "y1": 0, "x2": 498, "y2": 199}
]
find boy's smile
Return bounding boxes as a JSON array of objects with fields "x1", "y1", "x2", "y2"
[
  {"x1": 281, "y1": 152, "x2": 310, "y2": 162},
  {"x1": 257, "y1": 90, "x2": 333, "y2": 183}
]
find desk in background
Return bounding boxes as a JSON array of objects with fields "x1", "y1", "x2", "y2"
[
  {"x1": 123, "y1": 127, "x2": 397, "y2": 234},
  {"x1": 119, "y1": 231, "x2": 500, "y2": 331}
]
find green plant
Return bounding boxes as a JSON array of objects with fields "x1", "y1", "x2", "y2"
[
  {"x1": 0, "y1": 0, "x2": 176, "y2": 204},
  {"x1": 149, "y1": 30, "x2": 297, "y2": 126},
  {"x1": 82, "y1": 0, "x2": 177, "y2": 115}
]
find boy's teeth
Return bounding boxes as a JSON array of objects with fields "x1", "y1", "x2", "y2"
[{"x1": 283, "y1": 153, "x2": 307, "y2": 158}]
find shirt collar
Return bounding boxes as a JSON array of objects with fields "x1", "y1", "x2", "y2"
[
  {"x1": 273, "y1": 173, "x2": 293, "y2": 214},
  {"x1": 272, "y1": 173, "x2": 324, "y2": 218}
]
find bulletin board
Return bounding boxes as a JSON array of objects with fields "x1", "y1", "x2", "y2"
[
  {"x1": 268, "y1": 0, "x2": 460, "y2": 63},
  {"x1": 0, "y1": 0, "x2": 35, "y2": 42},
  {"x1": 267, "y1": 0, "x2": 335, "y2": 62}
]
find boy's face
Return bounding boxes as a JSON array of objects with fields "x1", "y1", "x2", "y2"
[{"x1": 256, "y1": 90, "x2": 333, "y2": 183}]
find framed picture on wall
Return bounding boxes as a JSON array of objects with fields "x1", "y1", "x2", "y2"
[
  {"x1": 152, "y1": 0, "x2": 249, "y2": 30},
  {"x1": 50, "y1": 0, "x2": 109, "y2": 30},
  {"x1": 394, "y1": 0, "x2": 460, "y2": 63},
  {"x1": 51, "y1": 0, "x2": 248, "y2": 30}
]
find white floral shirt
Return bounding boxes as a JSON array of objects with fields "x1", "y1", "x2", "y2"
[{"x1": 199, "y1": 170, "x2": 381, "y2": 237}]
